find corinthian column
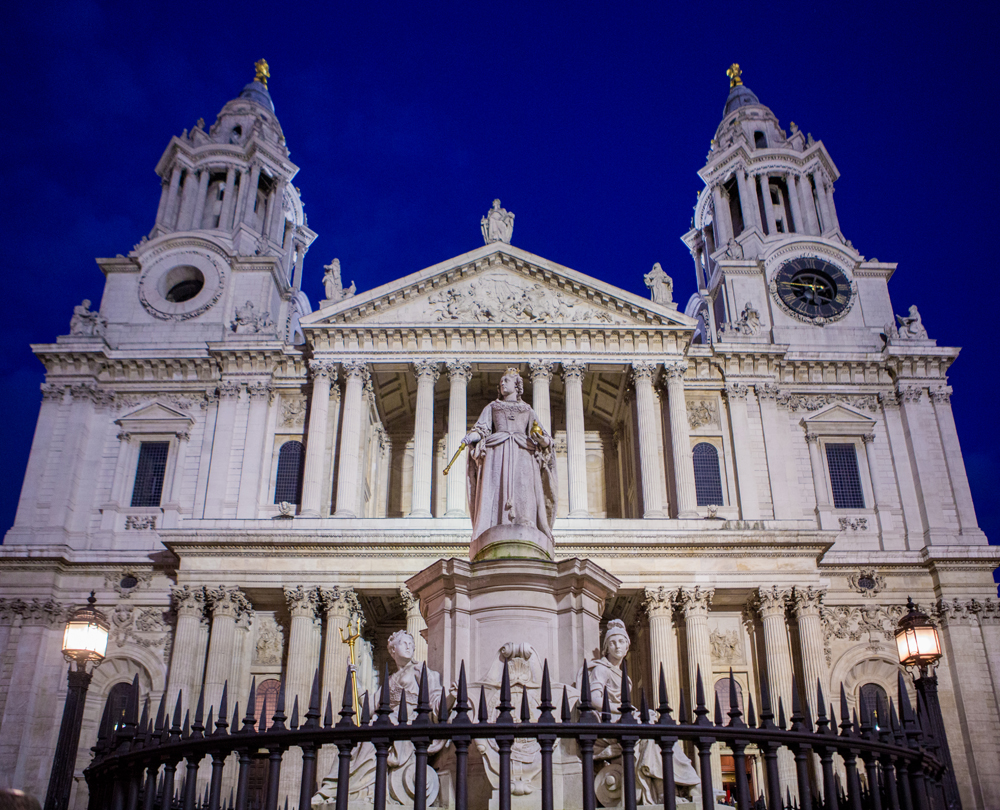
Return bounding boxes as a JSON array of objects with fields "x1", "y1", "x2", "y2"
[
  {"x1": 399, "y1": 585, "x2": 428, "y2": 663},
  {"x1": 632, "y1": 362, "x2": 664, "y2": 517},
  {"x1": 281, "y1": 586, "x2": 321, "y2": 801},
  {"x1": 755, "y1": 587, "x2": 797, "y2": 794},
  {"x1": 318, "y1": 588, "x2": 362, "y2": 779},
  {"x1": 166, "y1": 586, "x2": 206, "y2": 712},
  {"x1": 409, "y1": 361, "x2": 440, "y2": 518},
  {"x1": 785, "y1": 173, "x2": 803, "y2": 233},
  {"x1": 644, "y1": 587, "x2": 680, "y2": 711},
  {"x1": 530, "y1": 361, "x2": 554, "y2": 432},
  {"x1": 664, "y1": 363, "x2": 698, "y2": 517},
  {"x1": 679, "y1": 587, "x2": 722, "y2": 790},
  {"x1": 300, "y1": 361, "x2": 336, "y2": 516},
  {"x1": 563, "y1": 362, "x2": 589, "y2": 517},
  {"x1": 445, "y1": 361, "x2": 472, "y2": 516},
  {"x1": 758, "y1": 174, "x2": 777, "y2": 235},
  {"x1": 334, "y1": 362, "x2": 367, "y2": 517},
  {"x1": 791, "y1": 587, "x2": 828, "y2": 723},
  {"x1": 204, "y1": 587, "x2": 251, "y2": 712}
]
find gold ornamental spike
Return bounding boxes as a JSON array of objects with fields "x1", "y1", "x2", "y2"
[
  {"x1": 727, "y1": 63, "x2": 743, "y2": 88},
  {"x1": 254, "y1": 59, "x2": 270, "y2": 87}
]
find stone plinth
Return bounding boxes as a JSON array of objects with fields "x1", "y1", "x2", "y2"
[
  {"x1": 469, "y1": 523, "x2": 553, "y2": 562},
  {"x1": 406, "y1": 556, "x2": 620, "y2": 694}
]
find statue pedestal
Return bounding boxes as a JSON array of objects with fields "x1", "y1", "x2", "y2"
[
  {"x1": 469, "y1": 524, "x2": 554, "y2": 562},
  {"x1": 406, "y1": 555, "x2": 619, "y2": 712}
]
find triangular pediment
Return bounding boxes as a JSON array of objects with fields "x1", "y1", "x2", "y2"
[
  {"x1": 301, "y1": 243, "x2": 696, "y2": 330},
  {"x1": 802, "y1": 403, "x2": 876, "y2": 425},
  {"x1": 116, "y1": 403, "x2": 193, "y2": 431}
]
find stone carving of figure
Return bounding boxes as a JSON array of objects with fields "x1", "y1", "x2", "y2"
[
  {"x1": 643, "y1": 263, "x2": 674, "y2": 306},
  {"x1": 481, "y1": 199, "x2": 515, "y2": 244},
  {"x1": 321, "y1": 258, "x2": 356, "y2": 303},
  {"x1": 313, "y1": 630, "x2": 445, "y2": 808},
  {"x1": 576, "y1": 620, "x2": 700, "y2": 806},
  {"x1": 895, "y1": 305, "x2": 928, "y2": 339},
  {"x1": 231, "y1": 301, "x2": 275, "y2": 334},
  {"x1": 70, "y1": 299, "x2": 106, "y2": 337},
  {"x1": 464, "y1": 369, "x2": 557, "y2": 545}
]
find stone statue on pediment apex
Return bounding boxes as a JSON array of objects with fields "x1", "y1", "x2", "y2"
[
  {"x1": 644, "y1": 262, "x2": 674, "y2": 306},
  {"x1": 481, "y1": 199, "x2": 514, "y2": 244}
]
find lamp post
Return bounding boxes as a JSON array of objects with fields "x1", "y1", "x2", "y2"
[
  {"x1": 894, "y1": 596, "x2": 962, "y2": 810},
  {"x1": 44, "y1": 592, "x2": 109, "y2": 810}
]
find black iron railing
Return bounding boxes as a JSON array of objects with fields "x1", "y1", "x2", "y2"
[{"x1": 85, "y1": 660, "x2": 948, "y2": 810}]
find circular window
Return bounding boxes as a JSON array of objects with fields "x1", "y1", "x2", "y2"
[
  {"x1": 857, "y1": 575, "x2": 876, "y2": 591},
  {"x1": 162, "y1": 265, "x2": 205, "y2": 302},
  {"x1": 120, "y1": 575, "x2": 139, "y2": 589}
]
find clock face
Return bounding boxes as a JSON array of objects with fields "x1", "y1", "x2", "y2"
[{"x1": 772, "y1": 257, "x2": 852, "y2": 322}]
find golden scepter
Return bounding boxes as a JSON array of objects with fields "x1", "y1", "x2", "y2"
[
  {"x1": 339, "y1": 617, "x2": 361, "y2": 723},
  {"x1": 443, "y1": 442, "x2": 467, "y2": 476}
]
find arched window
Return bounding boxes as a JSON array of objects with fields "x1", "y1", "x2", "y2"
[
  {"x1": 693, "y1": 442, "x2": 724, "y2": 506},
  {"x1": 274, "y1": 441, "x2": 305, "y2": 504},
  {"x1": 859, "y1": 682, "x2": 889, "y2": 729},
  {"x1": 103, "y1": 682, "x2": 133, "y2": 735},
  {"x1": 715, "y1": 677, "x2": 744, "y2": 715},
  {"x1": 255, "y1": 678, "x2": 282, "y2": 731}
]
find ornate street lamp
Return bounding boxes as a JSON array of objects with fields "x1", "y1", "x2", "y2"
[
  {"x1": 895, "y1": 596, "x2": 961, "y2": 810},
  {"x1": 44, "y1": 592, "x2": 109, "y2": 810}
]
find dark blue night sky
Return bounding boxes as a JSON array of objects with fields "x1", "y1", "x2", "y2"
[{"x1": 2, "y1": 2, "x2": 997, "y2": 583}]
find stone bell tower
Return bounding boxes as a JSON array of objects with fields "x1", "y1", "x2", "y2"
[
  {"x1": 682, "y1": 65, "x2": 896, "y2": 350},
  {"x1": 96, "y1": 60, "x2": 317, "y2": 348}
]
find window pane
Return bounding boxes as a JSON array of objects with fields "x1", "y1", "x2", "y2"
[
  {"x1": 693, "y1": 442, "x2": 724, "y2": 506},
  {"x1": 131, "y1": 441, "x2": 169, "y2": 507},
  {"x1": 274, "y1": 441, "x2": 305, "y2": 504},
  {"x1": 859, "y1": 682, "x2": 888, "y2": 728},
  {"x1": 825, "y1": 443, "x2": 865, "y2": 508}
]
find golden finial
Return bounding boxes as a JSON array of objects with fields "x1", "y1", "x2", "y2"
[
  {"x1": 727, "y1": 63, "x2": 743, "y2": 88},
  {"x1": 254, "y1": 59, "x2": 270, "y2": 87}
]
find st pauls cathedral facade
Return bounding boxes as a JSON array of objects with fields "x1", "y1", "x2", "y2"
[{"x1": 1, "y1": 64, "x2": 998, "y2": 808}]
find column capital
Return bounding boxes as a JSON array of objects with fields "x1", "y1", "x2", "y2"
[
  {"x1": 284, "y1": 585, "x2": 320, "y2": 619},
  {"x1": 247, "y1": 380, "x2": 274, "y2": 401},
  {"x1": 562, "y1": 361, "x2": 586, "y2": 382},
  {"x1": 446, "y1": 360, "x2": 473, "y2": 383},
  {"x1": 117, "y1": 431, "x2": 132, "y2": 443},
  {"x1": 205, "y1": 586, "x2": 251, "y2": 619},
  {"x1": 341, "y1": 360, "x2": 368, "y2": 380},
  {"x1": 171, "y1": 585, "x2": 206, "y2": 618},
  {"x1": 318, "y1": 586, "x2": 362, "y2": 621},
  {"x1": 413, "y1": 359, "x2": 441, "y2": 383},
  {"x1": 663, "y1": 361, "x2": 688, "y2": 382},
  {"x1": 399, "y1": 584, "x2": 420, "y2": 615},
  {"x1": 755, "y1": 586, "x2": 792, "y2": 619},
  {"x1": 804, "y1": 431, "x2": 820, "y2": 445},
  {"x1": 790, "y1": 586, "x2": 826, "y2": 618},
  {"x1": 724, "y1": 382, "x2": 749, "y2": 401},
  {"x1": 757, "y1": 383, "x2": 780, "y2": 400},
  {"x1": 929, "y1": 387, "x2": 951, "y2": 404},
  {"x1": 175, "y1": 430, "x2": 191, "y2": 442},
  {"x1": 630, "y1": 361, "x2": 658, "y2": 385},
  {"x1": 861, "y1": 432, "x2": 876, "y2": 445},
  {"x1": 217, "y1": 380, "x2": 242, "y2": 400},
  {"x1": 677, "y1": 586, "x2": 714, "y2": 617},
  {"x1": 877, "y1": 391, "x2": 900, "y2": 410},
  {"x1": 528, "y1": 360, "x2": 555, "y2": 382},
  {"x1": 308, "y1": 359, "x2": 337, "y2": 380},
  {"x1": 643, "y1": 586, "x2": 678, "y2": 618},
  {"x1": 41, "y1": 383, "x2": 65, "y2": 402},
  {"x1": 896, "y1": 385, "x2": 923, "y2": 403}
]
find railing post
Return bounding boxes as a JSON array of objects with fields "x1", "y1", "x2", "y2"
[
  {"x1": 538, "y1": 661, "x2": 555, "y2": 810},
  {"x1": 412, "y1": 665, "x2": 432, "y2": 810},
  {"x1": 496, "y1": 660, "x2": 514, "y2": 810},
  {"x1": 692, "y1": 667, "x2": 715, "y2": 810},
  {"x1": 655, "y1": 667, "x2": 678, "y2": 810},
  {"x1": 789, "y1": 680, "x2": 813, "y2": 810},
  {"x1": 726, "y1": 670, "x2": 752, "y2": 810},
  {"x1": 577, "y1": 659, "x2": 597, "y2": 810},
  {"x1": 298, "y1": 671, "x2": 322, "y2": 810}
]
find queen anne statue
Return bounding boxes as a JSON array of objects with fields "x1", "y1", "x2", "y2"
[{"x1": 464, "y1": 369, "x2": 557, "y2": 555}]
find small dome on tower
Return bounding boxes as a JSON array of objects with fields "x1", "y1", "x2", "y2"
[
  {"x1": 721, "y1": 63, "x2": 760, "y2": 116},
  {"x1": 207, "y1": 59, "x2": 286, "y2": 153},
  {"x1": 237, "y1": 58, "x2": 275, "y2": 112}
]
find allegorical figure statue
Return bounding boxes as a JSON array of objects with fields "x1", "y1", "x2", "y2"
[
  {"x1": 322, "y1": 258, "x2": 356, "y2": 303},
  {"x1": 481, "y1": 199, "x2": 515, "y2": 244},
  {"x1": 643, "y1": 262, "x2": 674, "y2": 306},
  {"x1": 896, "y1": 304, "x2": 928, "y2": 339},
  {"x1": 313, "y1": 631, "x2": 445, "y2": 808},
  {"x1": 69, "y1": 299, "x2": 106, "y2": 337},
  {"x1": 464, "y1": 369, "x2": 557, "y2": 546},
  {"x1": 576, "y1": 620, "x2": 700, "y2": 806}
]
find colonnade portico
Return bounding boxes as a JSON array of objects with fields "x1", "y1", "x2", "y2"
[{"x1": 291, "y1": 356, "x2": 735, "y2": 521}]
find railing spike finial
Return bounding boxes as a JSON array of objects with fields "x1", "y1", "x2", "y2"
[
  {"x1": 138, "y1": 695, "x2": 150, "y2": 741},
  {"x1": 170, "y1": 690, "x2": 184, "y2": 741},
  {"x1": 270, "y1": 681, "x2": 287, "y2": 731},
  {"x1": 693, "y1": 665, "x2": 712, "y2": 726},
  {"x1": 727, "y1": 668, "x2": 745, "y2": 728},
  {"x1": 230, "y1": 701, "x2": 239, "y2": 736},
  {"x1": 478, "y1": 685, "x2": 489, "y2": 723},
  {"x1": 896, "y1": 671, "x2": 915, "y2": 725},
  {"x1": 375, "y1": 661, "x2": 393, "y2": 727},
  {"x1": 153, "y1": 695, "x2": 166, "y2": 736},
  {"x1": 713, "y1": 691, "x2": 724, "y2": 726},
  {"x1": 579, "y1": 659, "x2": 594, "y2": 714},
  {"x1": 304, "y1": 669, "x2": 321, "y2": 729},
  {"x1": 243, "y1": 678, "x2": 258, "y2": 732},
  {"x1": 520, "y1": 684, "x2": 531, "y2": 723},
  {"x1": 361, "y1": 691, "x2": 372, "y2": 726},
  {"x1": 414, "y1": 663, "x2": 432, "y2": 725},
  {"x1": 560, "y1": 686, "x2": 571, "y2": 722},
  {"x1": 777, "y1": 696, "x2": 786, "y2": 730},
  {"x1": 618, "y1": 658, "x2": 635, "y2": 721},
  {"x1": 639, "y1": 689, "x2": 649, "y2": 724},
  {"x1": 259, "y1": 693, "x2": 268, "y2": 733},
  {"x1": 657, "y1": 664, "x2": 669, "y2": 715},
  {"x1": 338, "y1": 668, "x2": 357, "y2": 727},
  {"x1": 746, "y1": 693, "x2": 757, "y2": 728},
  {"x1": 290, "y1": 695, "x2": 300, "y2": 730},
  {"x1": 838, "y1": 683, "x2": 853, "y2": 737},
  {"x1": 323, "y1": 693, "x2": 334, "y2": 729},
  {"x1": 497, "y1": 659, "x2": 513, "y2": 723},
  {"x1": 397, "y1": 689, "x2": 409, "y2": 725},
  {"x1": 453, "y1": 661, "x2": 471, "y2": 725},
  {"x1": 678, "y1": 687, "x2": 689, "y2": 725},
  {"x1": 191, "y1": 683, "x2": 206, "y2": 740},
  {"x1": 815, "y1": 688, "x2": 829, "y2": 736},
  {"x1": 538, "y1": 659, "x2": 554, "y2": 723},
  {"x1": 600, "y1": 686, "x2": 612, "y2": 723},
  {"x1": 436, "y1": 682, "x2": 448, "y2": 724},
  {"x1": 789, "y1": 674, "x2": 805, "y2": 732},
  {"x1": 182, "y1": 709, "x2": 191, "y2": 739},
  {"x1": 758, "y1": 675, "x2": 775, "y2": 729},
  {"x1": 204, "y1": 707, "x2": 214, "y2": 742},
  {"x1": 218, "y1": 682, "x2": 229, "y2": 732}
]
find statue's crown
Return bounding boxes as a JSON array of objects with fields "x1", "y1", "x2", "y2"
[{"x1": 504, "y1": 367, "x2": 520, "y2": 377}]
